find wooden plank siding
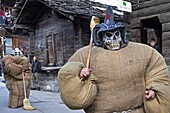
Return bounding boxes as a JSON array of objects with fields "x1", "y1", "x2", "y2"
[
  {"x1": 133, "y1": 0, "x2": 170, "y2": 10},
  {"x1": 131, "y1": 12, "x2": 170, "y2": 29},
  {"x1": 162, "y1": 32, "x2": 170, "y2": 64},
  {"x1": 131, "y1": 0, "x2": 170, "y2": 64},
  {"x1": 11, "y1": 0, "x2": 132, "y2": 67},
  {"x1": 132, "y1": 2, "x2": 170, "y2": 19},
  {"x1": 30, "y1": 8, "x2": 90, "y2": 66}
]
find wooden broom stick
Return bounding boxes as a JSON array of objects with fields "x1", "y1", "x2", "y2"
[
  {"x1": 86, "y1": 16, "x2": 100, "y2": 68},
  {"x1": 22, "y1": 71, "x2": 36, "y2": 110}
]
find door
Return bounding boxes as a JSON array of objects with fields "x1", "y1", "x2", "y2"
[{"x1": 140, "y1": 17, "x2": 162, "y2": 54}]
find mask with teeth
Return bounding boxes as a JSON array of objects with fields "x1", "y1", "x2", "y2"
[
  {"x1": 94, "y1": 5, "x2": 128, "y2": 50},
  {"x1": 103, "y1": 30, "x2": 122, "y2": 50}
]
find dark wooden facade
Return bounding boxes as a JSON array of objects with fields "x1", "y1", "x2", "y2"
[
  {"x1": 130, "y1": 0, "x2": 170, "y2": 64},
  {"x1": 31, "y1": 9, "x2": 91, "y2": 66},
  {"x1": 10, "y1": 0, "x2": 108, "y2": 91},
  {"x1": 10, "y1": 0, "x2": 141, "y2": 91},
  {"x1": 12, "y1": 0, "x2": 120, "y2": 67}
]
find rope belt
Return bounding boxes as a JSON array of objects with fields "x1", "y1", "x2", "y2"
[{"x1": 113, "y1": 105, "x2": 144, "y2": 113}]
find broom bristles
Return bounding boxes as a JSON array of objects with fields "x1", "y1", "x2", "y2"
[
  {"x1": 22, "y1": 71, "x2": 36, "y2": 110},
  {"x1": 23, "y1": 98, "x2": 36, "y2": 110}
]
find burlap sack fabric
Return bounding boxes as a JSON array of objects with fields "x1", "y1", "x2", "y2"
[
  {"x1": 144, "y1": 58, "x2": 170, "y2": 113},
  {"x1": 2, "y1": 55, "x2": 31, "y2": 108},
  {"x1": 58, "y1": 42, "x2": 170, "y2": 113},
  {"x1": 5, "y1": 78, "x2": 30, "y2": 108},
  {"x1": 57, "y1": 62, "x2": 97, "y2": 109}
]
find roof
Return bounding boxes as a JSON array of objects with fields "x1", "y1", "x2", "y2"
[
  {"x1": 12, "y1": 0, "x2": 125, "y2": 27},
  {"x1": 47, "y1": 0, "x2": 105, "y2": 16}
]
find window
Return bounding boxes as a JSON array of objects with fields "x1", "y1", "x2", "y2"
[
  {"x1": 54, "y1": 32, "x2": 64, "y2": 66},
  {"x1": 5, "y1": 38, "x2": 12, "y2": 55},
  {"x1": 46, "y1": 32, "x2": 64, "y2": 66},
  {"x1": 46, "y1": 33, "x2": 55, "y2": 66}
]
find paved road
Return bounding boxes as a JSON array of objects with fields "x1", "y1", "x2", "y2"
[{"x1": 0, "y1": 82, "x2": 85, "y2": 113}]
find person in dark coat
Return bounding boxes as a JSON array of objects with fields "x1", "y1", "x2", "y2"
[
  {"x1": 149, "y1": 38, "x2": 161, "y2": 53},
  {"x1": 31, "y1": 56, "x2": 41, "y2": 90}
]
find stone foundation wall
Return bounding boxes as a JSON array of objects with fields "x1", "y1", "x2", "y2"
[
  {"x1": 35, "y1": 65, "x2": 170, "y2": 92},
  {"x1": 37, "y1": 72, "x2": 59, "y2": 92}
]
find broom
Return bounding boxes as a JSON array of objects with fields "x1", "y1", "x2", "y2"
[
  {"x1": 80, "y1": 16, "x2": 100, "y2": 81},
  {"x1": 86, "y1": 16, "x2": 100, "y2": 68},
  {"x1": 22, "y1": 71, "x2": 36, "y2": 110}
]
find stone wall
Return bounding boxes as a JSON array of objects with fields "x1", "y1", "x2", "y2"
[{"x1": 37, "y1": 71, "x2": 59, "y2": 92}]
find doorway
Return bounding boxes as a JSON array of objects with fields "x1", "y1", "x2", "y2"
[{"x1": 140, "y1": 17, "x2": 162, "y2": 54}]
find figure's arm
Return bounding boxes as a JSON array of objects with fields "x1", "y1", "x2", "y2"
[
  {"x1": 144, "y1": 49, "x2": 170, "y2": 113},
  {"x1": 57, "y1": 49, "x2": 97, "y2": 109},
  {"x1": 68, "y1": 47, "x2": 94, "y2": 80},
  {"x1": 37, "y1": 62, "x2": 41, "y2": 72},
  {"x1": 145, "y1": 89, "x2": 155, "y2": 100},
  {"x1": 2, "y1": 56, "x2": 30, "y2": 80},
  {"x1": 145, "y1": 49, "x2": 169, "y2": 91},
  {"x1": 80, "y1": 67, "x2": 92, "y2": 79}
]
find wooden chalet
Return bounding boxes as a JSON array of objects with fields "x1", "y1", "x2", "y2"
[
  {"x1": 10, "y1": 0, "x2": 110, "y2": 91},
  {"x1": 12, "y1": 0, "x2": 106, "y2": 67},
  {"x1": 130, "y1": 0, "x2": 170, "y2": 64},
  {"x1": 10, "y1": 0, "x2": 138, "y2": 91},
  {"x1": 12, "y1": 1, "x2": 133, "y2": 66}
]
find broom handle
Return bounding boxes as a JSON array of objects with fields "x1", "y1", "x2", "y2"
[
  {"x1": 86, "y1": 32, "x2": 93, "y2": 68},
  {"x1": 86, "y1": 16, "x2": 100, "y2": 68},
  {"x1": 22, "y1": 71, "x2": 27, "y2": 99}
]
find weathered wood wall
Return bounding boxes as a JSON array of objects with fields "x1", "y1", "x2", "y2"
[
  {"x1": 29, "y1": 8, "x2": 91, "y2": 92},
  {"x1": 30, "y1": 9, "x2": 75, "y2": 66},
  {"x1": 131, "y1": 0, "x2": 170, "y2": 64},
  {"x1": 30, "y1": 8, "x2": 91, "y2": 67}
]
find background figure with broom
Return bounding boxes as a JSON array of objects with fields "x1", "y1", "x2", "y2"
[
  {"x1": 57, "y1": 5, "x2": 170, "y2": 113},
  {"x1": 2, "y1": 47, "x2": 35, "y2": 110}
]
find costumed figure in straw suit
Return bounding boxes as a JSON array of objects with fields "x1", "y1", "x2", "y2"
[
  {"x1": 57, "y1": 5, "x2": 170, "y2": 113},
  {"x1": 2, "y1": 48, "x2": 31, "y2": 108}
]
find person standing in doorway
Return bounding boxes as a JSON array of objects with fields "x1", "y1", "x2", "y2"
[
  {"x1": 31, "y1": 56, "x2": 41, "y2": 90},
  {"x1": 149, "y1": 38, "x2": 161, "y2": 53}
]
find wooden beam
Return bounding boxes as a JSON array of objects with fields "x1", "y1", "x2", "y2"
[
  {"x1": 15, "y1": 0, "x2": 29, "y2": 24},
  {"x1": 159, "y1": 12, "x2": 170, "y2": 23},
  {"x1": 11, "y1": 24, "x2": 34, "y2": 32},
  {"x1": 162, "y1": 23, "x2": 170, "y2": 32},
  {"x1": 131, "y1": 11, "x2": 170, "y2": 29},
  {"x1": 31, "y1": 6, "x2": 46, "y2": 26},
  {"x1": 14, "y1": 24, "x2": 30, "y2": 29},
  {"x1": 132, "y1": 2, "x2": 170, "y2": 19},
  {"x1": 133, "y1": 0, "x2": 170, "y2": 10},
  {"x1": 162, "y1": 32, "x2": 170, "y2": 59}
]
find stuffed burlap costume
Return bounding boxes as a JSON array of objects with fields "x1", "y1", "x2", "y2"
[
  {"x1": 58, "y1": 42, "x2": 170, "y2": 113},
  {"x1": 2, "y1": 55, "x2": 31, "y2": 108}
]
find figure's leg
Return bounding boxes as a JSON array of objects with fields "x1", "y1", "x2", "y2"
[
  {"x1": 31, "y1": 73, "x2": 36, "y2": 90},
  {"x1": 35, "y1": 73, "x2": 40, "y2": 90},
  {"x1": 6, "y1": 80, "x2": 24, "y2": 108}
]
